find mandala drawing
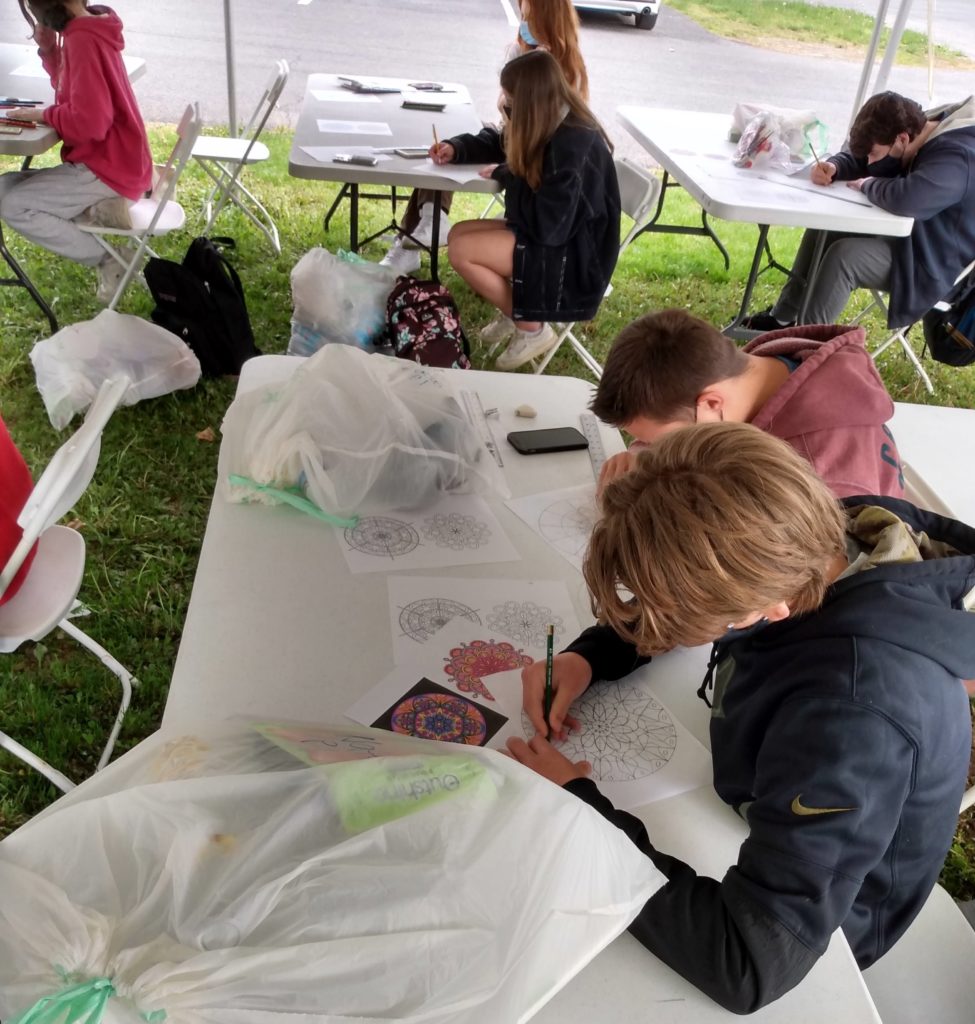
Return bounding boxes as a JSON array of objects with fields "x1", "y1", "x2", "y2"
[
  {"x1": 523, "y1": 679, "x2": 677, "y2": 782},
  {"x1": 421, "y1": 512, "x2": 491, "y2": 550},
  {"x1": 486, "y1": 600, "x2": 564, "y2": 648},
  {"x1": 444, "y1": 638, "x2": 533, "y2": 701},
  {"x1": 537, "y1": 498, "x2": 598, "y2": 560},
  {"x1": 390, "y1": 692, "x2": 488, "y2": 745},
  {"x1": 399, "y1": 597, "x2": 482, "y2": 644},
  {"x1": 344, "y1": 516, "x2": 420, "y2": 558}
]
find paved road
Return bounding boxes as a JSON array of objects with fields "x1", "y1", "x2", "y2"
[{"x1": 0, "y1": 0, "x2": 971, "y2": 158}]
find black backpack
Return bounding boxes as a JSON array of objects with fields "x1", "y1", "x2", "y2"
[
  {"x1": 384, "y1": 276, "x2": 471, "y2": 369},
  {"x1": 922, "y1": 268, "x2": 975, "y2": 367},
  {"x1": 145, "y1": 236, "x2": 261, "y2": 377}
]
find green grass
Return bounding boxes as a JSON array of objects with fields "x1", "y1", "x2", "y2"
[
  {"x1": 1, "y1": 124, "x2": 974, "y2": 894},
  {"x1": 667, "y1": 0, "x2": 975, "y2": 68}
]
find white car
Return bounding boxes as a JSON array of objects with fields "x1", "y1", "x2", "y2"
[{"x1": 571, "y1": 0, "x2": 661, "y2": 31}]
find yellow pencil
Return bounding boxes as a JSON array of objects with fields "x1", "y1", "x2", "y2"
[{"x1": 432, "y1": 123, "x2": 439, "y2": 150}]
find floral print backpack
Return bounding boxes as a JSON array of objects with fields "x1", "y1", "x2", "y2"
[{"x1": 384, "y1": 276, "x2": 471, "y2": 369}]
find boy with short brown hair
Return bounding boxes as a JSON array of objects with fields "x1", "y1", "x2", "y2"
[{"x1": 510, "y1": 422, "x2": 975, "y2": 1012}]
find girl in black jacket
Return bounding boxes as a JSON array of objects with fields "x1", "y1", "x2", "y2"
[{"x1": 437, "y1": 50, "x2": 620, "y2": 371}]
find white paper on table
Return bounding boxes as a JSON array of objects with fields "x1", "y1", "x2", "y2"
[
  {"x1": 387, "y1": 575, "x2": 581, "y2": 666},
  {"x1": 11, "y1": 63, "x2": 47, "y2": 78},
  {"x1": 317, "y1": 119, "x2": 393, "y2": 135},
  {"x1": 486, "y1": 670, "x2": 713, "y2": 809},
  {"x1": 338, "y1": 492, "x2": 520, "y2": 574},
  {"x1": 401, "y1": 89, "x2": 473, "y2": 107},
  {"x1": 427, "y1": 161, "x2": 489, "y2": 185},
  {"x1": 300, "y1": 146, "x2": 393, "y2": 164},
  {"x1": 506, "y1": 482, "x2": 598, "y2": 574},
  {"x1": 311, "y1": 89, "x2": 381, "y2": 104}
]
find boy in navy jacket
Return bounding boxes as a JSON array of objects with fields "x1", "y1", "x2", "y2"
[{"x1": 509, "y1": 422, "x2": 975, "y2": 1013}]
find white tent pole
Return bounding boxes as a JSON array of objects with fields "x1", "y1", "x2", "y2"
[
  {"x1": 849, "y1": 0, "x2": 892, "y2": 133},
  {"x1": 224, "y1": 0, "x2": 238, "y2": 136},
  {"x1": 873, "y1": 0, "x2": 916, "y2": 96}
]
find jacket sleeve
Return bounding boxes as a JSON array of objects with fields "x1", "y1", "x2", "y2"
[
  {"x1": 825, "y1": 150, "x2": 867, "y2": 181},
  {"x1": 565, "y1": 692, "x2": 915, "y2": 1013},
  {"x1": 563, "y1": 622, "x2": 650, "y2": 681},
  {"x1": 861, "y1": 139, "x2": 972, "y2": 218},
  {"x1": 38, "y1": 42, "x2": 60, "y2": 87},
  {"x1": 445, "y1": 125, "x2": 505, "y2": 165},
  {"x1": 43, "y1": 40, "x2": 116, "y2": 145}
]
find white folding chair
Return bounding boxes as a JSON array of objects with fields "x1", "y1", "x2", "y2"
[
  {"x1": 78, "y1": 103, "x2": 203, "y2": 310},
  {"x1": 860, "y1": 783, "x2": 975, "y2": 1024},
  {"x1": 0, "y1": 378, "x2": 133, "y2": 794},
  {"x1": 531, "y1": 157, "x2": 661, "y2": 378},
  {"x1": 192, "y1": 61, "x2": 289, "y2": 254}
]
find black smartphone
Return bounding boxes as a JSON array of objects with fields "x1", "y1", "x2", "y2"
[
  {"x1": 401, "y1": 99, "x2": 447, "y2": 112},
  {"x1": 507, "y1": 427, "x2": 589, "y2": 455}
]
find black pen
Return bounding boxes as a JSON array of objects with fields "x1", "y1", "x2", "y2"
[{"x1": 0, "y1": 97, "x2": 42, "y2": 106}]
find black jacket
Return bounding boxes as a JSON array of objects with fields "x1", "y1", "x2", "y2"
[
  {"x1": 564, "y1": 496, "x2": 975, "y2": 1013},
  {"x1": 446, "y1": 118, "x2": 621, "y2": 322}
]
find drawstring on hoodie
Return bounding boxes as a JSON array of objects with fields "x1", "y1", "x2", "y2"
[{"x1": 697, "y1": 643, "x2": 720, "y2": 708}]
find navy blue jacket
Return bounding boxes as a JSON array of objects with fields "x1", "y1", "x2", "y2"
[
  {"x1": 446, "y1": 118, "x2": 621, "y2": 322},
  {"x1": 564, "y1": 496, "x2": 975, "y2": 1013},
  {"x1": 830, "y1": 101, "x2": 975, "y2": 328}
]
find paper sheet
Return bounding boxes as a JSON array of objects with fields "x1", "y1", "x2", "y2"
[
  {"x1": 317, "y1": 119, "x2": 393, "y2": 135},
  {"x1": 388, "y1": 575, "x2": 581, "y2": 667},
  {"x1": 338, "y1": 492, "x2": 520, "y2": 574},
  {"x1": 311, "y1": 89, "x2": 381, "y2": 104},
  {"x1": 505, "y1": 483, "x2": 598, "y2": 573},
  {"x1": 427, "y1": 161, "x2": 489, "y2": 185},
  {"x1": 10, "y1": 64, "x2": 47, "y2": 78}
]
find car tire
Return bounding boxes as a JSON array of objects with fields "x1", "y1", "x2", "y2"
[{"x1": 635, "y1": 8, "x2": 658, "y2": 29}]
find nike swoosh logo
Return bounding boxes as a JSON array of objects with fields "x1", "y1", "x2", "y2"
[{"x1": 791, "y1": 795, "x2": 857, "y2": 816}]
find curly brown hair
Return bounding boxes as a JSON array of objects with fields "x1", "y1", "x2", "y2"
[{"x1": 849, "y1": 91, "x2": 926, "y2": 159}]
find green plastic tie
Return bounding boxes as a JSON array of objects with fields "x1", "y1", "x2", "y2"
[
  {"x1": 10, "y1": 976, "x2": 166, "y2": 1024},
  {"x1": 228, "y1": 474, "x2": 359, "y2": 528}
]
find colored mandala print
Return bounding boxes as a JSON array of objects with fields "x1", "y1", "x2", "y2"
[
  {"x1": 344, "y1": 516, "x2": 420, "y2": 558},
  {"x1": 421, "y1": 512, "x2": 490, "y2": 550},
  {"x1": 443, "y1": 639, "x2": 533, "y2": 701},
  {"x1": 521, "y1": 678, "x2": 677, "y2": 782},
  {"x1": 399, "y1": 597, "x2": 482, "y2": 643},
  {"x1": 486, "y1": 600, "x2": 564, "y2": 648},
  {"x1": 390, "y1": 692, "x2": 488, "y2": 745}
]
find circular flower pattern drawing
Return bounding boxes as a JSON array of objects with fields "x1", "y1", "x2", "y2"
[
  {"x1": 444, "y1": 639, "x2": 533, "y2": 701},
  {"x1": 421, "y1": 512, "x2": 491, "y2": 550},
  {"x1": 486, "y1": 600, "x2": 564, "y2": 648},
  {"x1": 390, "y1": 692, "x2": 488, "y2": 745},
  {"x1": 399, "y1": 597, "x2": 482, "y2": 643},
  {"x1": 522, "y1": 679, "x2": 677, "y2": 782},
  {"x1": 344, "y1": 516, "x2": 420, "y2": 558}
]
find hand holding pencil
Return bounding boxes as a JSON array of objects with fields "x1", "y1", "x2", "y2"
[
  {"x1": 809, "y1": 141, "x2": 837, "y2": 186},
  {"x1": 521, "y1": 649, "x2": 592, "y2": 740}
]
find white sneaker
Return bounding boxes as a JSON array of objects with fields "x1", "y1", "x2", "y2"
[
  {"x1": 379, "y1": 238, "x2": 421, "y2": 275},
  {"x1": 495, "y1": 324, "x2": 559, "y2": 370},
  {"x1": 95, "y1": 255, "x2": 128, "y2": 305},
  {"x1": 405, "y1": 202, "x2": 451, "y2": 249},
  {"x1": 479, "y1": 311, "x2": 516, "y2": 347}
]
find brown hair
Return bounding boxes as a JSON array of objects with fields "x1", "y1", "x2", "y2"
[
  {"x1": 591, "y1": 309, "x2": 750, "y2": 427},
  {"x1": 520, "y1": 0, "x2": 590, "y2": 101},
  {"x1": 584, "y1": 422, "x2": 846, "y2": 655},
  {"x1": 499, "y1": 50, "x2": 608, "y2": 191},
  {"x1": 19, "y1": 0, "x2": 80, "y2": 32},
  {"x1": 849, "y1": 91, "x2": 927, "y2": 159}
]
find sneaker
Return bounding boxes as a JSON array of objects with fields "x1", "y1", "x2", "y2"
[
  {"x1": 95, "y1": 255, "x2": 128, "y2": 305},
  {"x1": 739, "y1": 307, "x2": 794, "y2": 331},
  {"x1": 495, "y1": 324, "x2": 559, "y2": 370},
  {"x1": 404, "y1": 202, "x2": 451, "y2": 249},
  {"x1": 379, "y1": 238, "x2": 421, "y2": 275},
  {"x1": 479, "y1": 311, "x2": 517, "y2": 347}
]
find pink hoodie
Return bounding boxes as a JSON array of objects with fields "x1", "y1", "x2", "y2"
[
  {"x1": 0, "y1": 415, "x2": 36, "y2": 606},
  {"x1": 743, "y1": 323, "x2": 905, "y2": 499},
  {"x1": 40, "y1": 6, "x2": 152, "y2": 200}
]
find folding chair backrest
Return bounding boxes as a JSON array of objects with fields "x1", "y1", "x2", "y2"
[
  {"x1": 237, "y1": 60, "x2": 289, "y2": 158},
  {"x1": 150, "y1": 103, "x2": 203, "y2": 206},
  {"x1": 0, "y1": 378, "x2": 128, "y2": 599},
  {"x1": 615, "y1": 156, "x2": 661, "y2": 251}
]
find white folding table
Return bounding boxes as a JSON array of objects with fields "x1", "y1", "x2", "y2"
[
  {"x1": 289, "y1": 74, "x2": 500, "y2": 278},
  {"x1": 617, "y1": 107, "x2": 914, "y2": 335},
  {"x1": 152, "y1": 354, "x2": 881, "y2": 1024},
  {"x1": 0, "y1": 42, "x2": 146, "y2": 332}
]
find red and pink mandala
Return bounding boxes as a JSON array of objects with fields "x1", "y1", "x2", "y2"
[{"x1": 443, "y1": 639, "x2": 533, "y2": 701}]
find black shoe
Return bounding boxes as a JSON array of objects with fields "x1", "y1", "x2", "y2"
[{"x1": 740, "y1": 308, "x2": 794, "y2": 332}]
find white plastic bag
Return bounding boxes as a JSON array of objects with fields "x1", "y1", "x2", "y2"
[
  {"x1": 731, "y1": 104, "x2": 828, "y2": 172},
  {"x1": 222, "y1": 344, "x2": 509, "y2": 519},
  {"x1": 30, "y1": 310, "x2": 201, "y2": 429},
  {"x1": 288, "y1": 246, "x2": 397, "y2": 355},
  {"x1": 0, "y1": 722, "x2": 664, "y2": 1024}
]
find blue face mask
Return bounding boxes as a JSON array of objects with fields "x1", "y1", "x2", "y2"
[{"x1": 519, "y1": 20, "x2": 540, "y2": 47}]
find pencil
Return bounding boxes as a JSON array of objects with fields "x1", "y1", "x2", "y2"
[
  {"x1": 544, "y1": 624, "x2": 554, "y2": 734},
  {"x1": 432, "y1": 122, "x2": 439, "y2": 150},
  {"x1": 809, "y1": 139, "x2": 826, "y2": 170}
]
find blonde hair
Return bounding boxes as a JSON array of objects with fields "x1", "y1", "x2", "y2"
[
  {"x1": 499, "y1": 50, "x2": 608, "y2": 190},
  {"x1": 520, "y1": 0, "x2": 589, "y2": 100},
  {"x1": 584, "y1": 422, "x2": 847, "y2": 654}
]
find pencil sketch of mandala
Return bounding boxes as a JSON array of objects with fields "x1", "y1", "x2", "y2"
[
  {"x1": 486, "y1": 601, "x2": 565, "y2": 648},
  {"x1": 522, "y1": 679, "x2": 677, "y2": 782},
  {"x1": 421, "y1": 512, "x2": 491, "y2": 550},
  {"x1": 399, "y1": 597, "x2": 482, "y2": 644},
  {"x1": 344, "y1": 516, "x2": 420, "y2": 558},
  {"x1": 537, "y1": 498, "x2": 598, "y2": 560}
]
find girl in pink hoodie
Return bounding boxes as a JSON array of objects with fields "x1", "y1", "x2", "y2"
[{"x1": 0, "y1": 1, "x2": 152, "y2": 302}]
